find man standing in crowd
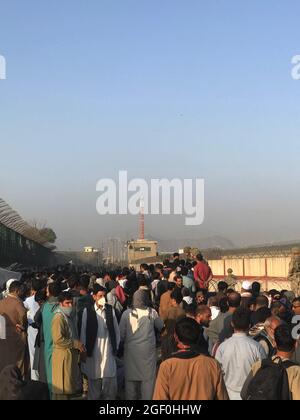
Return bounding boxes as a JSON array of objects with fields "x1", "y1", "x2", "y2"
[
  {"x1": 219, "y1": 292, "x2": 242, "y2": 343},
  {"x1": 153, "y1": 318, "x2": 228, "y2": 400},
  {"x1": 80, "y1": 285, "x2": 120, "y2": 400},
  {"x1": 119, "y1": 287, "x2": 164, "y2": 400},
  {"x1": 194, "y1": 254, "x2": 213, "y2": 292},
  {"x1": 159, "y1": 283, "x2": 176, "y2": 321},
  {"x1": 250, "y1": 295, "x2": 269, "y2": 325},
  {"x1": 216, "y1": 307, "x2": 267, "y2": 400},
  {"x1": 42, "y1": 281, "x2": 61, "y2": 393},
  {"x1": 161, "y1": 290, "x2": 186, "y2": 360},
  {"x1": 24, "y1": 278, "x2": 43, "y2": 381},
  {"x1": 52, "y1": 291, "x2": 85, "y2": 400},
  {"x1": 195, "y1": 290, "x2": 206, "y2": 305},
  {"x1": 224, "y1": 268, "x2": 238, "y2": 289},
  {"x1": 0, "y1": 281, "x2": 28, "y2": 377},
  {"x1": 181, "y1": 266, "x2": 196, "y2": 296},
  {"x1": 253, "y1": 316, "x2": 282, "y2": 357},
  {"x1": 241, "y1": 324, "x2": 300, "y2": 400}
]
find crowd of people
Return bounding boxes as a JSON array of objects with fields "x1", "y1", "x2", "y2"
[{"x1": 0, "y1": 252, "x2": 300, "y2": 401}]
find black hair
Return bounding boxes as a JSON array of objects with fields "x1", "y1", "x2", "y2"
[
  {"x1": 175, "y1": 317, "x2": 200, "y2": 346},
  {"x1": 171, "y1": 289, "x2": 183, "y2": 305},
  {"x1": 219, "y1": 297, "x2": 229, "y2": 313},
  {"x1": 79, "y1": 275, "x2": 90, "y2": 290},
  {"x1": 218, "y1": 281, "x2": 228, "y2": 293},
  {"x1": 185, "y1": 303, "x2": 197, "y2": 317},
  {"x1": 137, "y1": 274, "x2": 149, "y2": 288},
  {"x1": 48, "y1": 282, "x2": 61, "y2": 298},
  {"x1": 92, "y1": 284, "x2": 107, "y2": 295},
  {"x1": 252, "y1": 281, "x2": 261, "y2": 296},
  {"x1": 180, "y1": 266, "x2": 189, "y2": 276},
  {"x1": 255, "y1": 307, "x2": 271, "y2": 324},
  {"x1": 255, "y1": 295, "x2": 269, "y2": 308},
  {"x1": 293, "y1": 297, "x2": 300, "y2": 305},
  {"x1": 182, "y1": 287, "x2": 190, "y2": 298},
  {"x1": 31, "y1": 278, "x2": 43, "y2": 293},
  {"x1": 35, "y1": 289, "x2": 47, "y2": 304},
  {"x1": 58, "y1": 291, "x2": 73, "y2": 303},
  {"x1": 196, "y1": 253, "x2": 203, "y2": 261},
  {"x1": 228, "y1": 292, "x2": 241, "y2": 308},
  {"x1": 67, "y1": 275, "x2": 79, "y2": 290},
  {"x1": 122, "y1": 267, "x2": 130, "y2": 277},
  {"x1": 9, "y1": 281, "x2": 22, "y2": 294},
  {"x1": 167, "y1": 282, "x2": 176, "y2": 291},
  {"x1": 152, "y1": 272, "x2": 160, "y2": 280},
  {"x1": 275, "y1": 324, "x2": 296, "y2": 353},
  {"x1": 232, "y1": 307, "x2": 251, "y2": 331}
]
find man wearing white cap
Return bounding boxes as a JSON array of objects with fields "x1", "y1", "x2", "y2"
[
  {"x1": 241, "y1": 281, "x2": 253, "y2": 296},
  {"x1": 241, "y1": 281, "x2": 253, "y2": 309}
]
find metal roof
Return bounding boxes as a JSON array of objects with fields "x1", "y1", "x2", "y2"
[{"x1": 0, "y1": 198, "x2": 54, "y2": 250}]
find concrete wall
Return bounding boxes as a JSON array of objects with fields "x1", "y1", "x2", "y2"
[
  {"x1": 208, "y1": 256, "x2": 292, "y2": 291},
  {"x1": 208, "y1": 256, "x2": 291, "y2": 278},
  {"x1": 266, "y1": 257, "x2": 291, "y2": 277}
]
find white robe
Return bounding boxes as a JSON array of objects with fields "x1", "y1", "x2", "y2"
[
  {"x1": 80, "y1": 304, "x2": 120, "y2": 380},
  {"x1": 119, "y1": 308, "x2": 164, "y2": 382},
  {"x1": 24, "y1": 295, "x2": 39, "y2": 381}
]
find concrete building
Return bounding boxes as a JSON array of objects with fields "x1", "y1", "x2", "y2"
[{"x1": 127, "y1": 239, "x2": 158, "y2": 265}]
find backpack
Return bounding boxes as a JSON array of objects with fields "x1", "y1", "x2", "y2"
[{"x1": 243, "y1": 357, "x2": 296, "y2": 400}]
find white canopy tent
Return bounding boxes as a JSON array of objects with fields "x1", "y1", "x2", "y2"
[{"x1": 0, "y1": 267, "x2": 22, "y2": 288}]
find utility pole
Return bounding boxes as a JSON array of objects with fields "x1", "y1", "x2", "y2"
[{"x1": 139, "y1": 195, "x2": 145, "y2": 240}]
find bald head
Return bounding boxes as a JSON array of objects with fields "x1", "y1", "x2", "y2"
[{"x1": 195, "y1": 305, "x2": 212, "y2": 328}]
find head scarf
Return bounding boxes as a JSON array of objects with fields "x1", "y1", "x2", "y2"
[{"x1": 132, "y1": 288, "x2": 150, "y2": 310}]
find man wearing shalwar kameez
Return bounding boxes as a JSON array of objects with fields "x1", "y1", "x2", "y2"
[
  {"x1": 119, "y1": 287, "x2": 164, "y2": 400},
  {"x1": 80, "y1": 285, "x2": 120, "y2": 400}
]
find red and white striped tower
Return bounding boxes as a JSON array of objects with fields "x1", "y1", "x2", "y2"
[{"x1": 139, "y1": 195, "x2": 145, "y2": 240}]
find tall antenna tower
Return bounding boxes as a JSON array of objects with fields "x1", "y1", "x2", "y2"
[{"x1": 139, "y1": 195, "x2": 145, "y2": 240}]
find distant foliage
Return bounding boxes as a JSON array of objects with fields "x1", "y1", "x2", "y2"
[{"x1": 39, "y1": 228, "x2": 57, "y2": 244}]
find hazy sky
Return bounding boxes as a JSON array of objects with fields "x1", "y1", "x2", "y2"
[{"x1": 1, "y1": 1, "x2": 300, "y2": 250}]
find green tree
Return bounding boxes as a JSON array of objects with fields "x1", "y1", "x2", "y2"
[{"x1": 39, "y1": 228, "x2": 57, "y2": 243}]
